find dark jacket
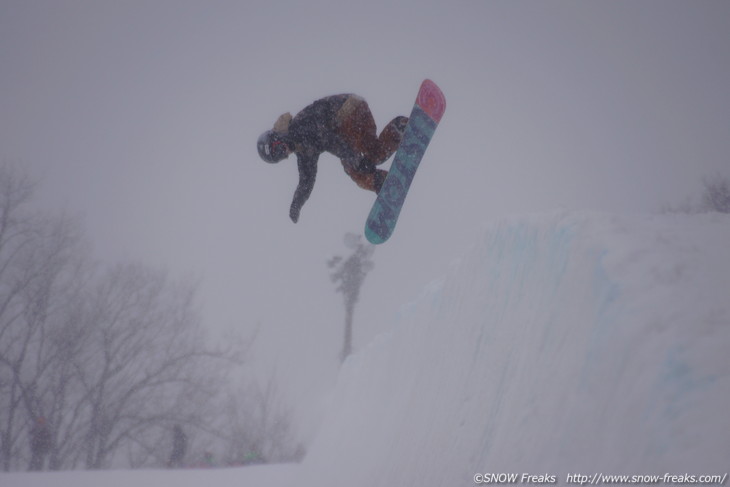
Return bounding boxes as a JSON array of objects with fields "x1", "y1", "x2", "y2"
[
  {"x1": 285, "y1": 95, "x2": 361, "y2": 221},
  {"x1": 30, "y1": 421, "x2": 52, "y2": 455}
]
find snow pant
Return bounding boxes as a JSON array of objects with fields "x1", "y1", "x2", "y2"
[{"x1": 335, "y1": 95, "x2": 406, "y2": 193}]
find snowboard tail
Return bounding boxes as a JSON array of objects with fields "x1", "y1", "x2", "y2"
[{"x1": 365, "y1": 80, "x2": 445, "y2": 244}]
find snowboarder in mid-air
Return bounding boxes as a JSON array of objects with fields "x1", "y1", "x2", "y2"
[{"x1": 257, "y1": 94, "x2": 408, "y2": 223}]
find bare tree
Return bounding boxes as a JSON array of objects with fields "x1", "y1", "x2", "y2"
[
  {"x1": 701, "y1": 173, "x2": 730, "y2": 213},
  {"x1": 328, "y1": 233, "x2": 375, "y2": 362},
  {"x1": 0, "y1": 165, "x2": 242, "y2": 471},
  {"x1": 215, "y1": 375, "x2": 304, "y2": 467},
  {"x1": 0, "y1": 164, "x2": 301, "y2": 471},
  {"x1": 73, "y1": 263, "x2": 232, "y2": 469},
  {"x1": 661, "y1": 173, "x2": 730, "y2": 215},
  {"x1": 0, "y1": 166, "x2": 85, "y2": 471},
  {"x1": 0, "y1": 166, "x2": 35, "y2": 470}
]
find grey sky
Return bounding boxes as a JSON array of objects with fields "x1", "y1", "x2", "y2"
[{"x1": 2, "y1": 0, "x2": 729, "y2": 438}]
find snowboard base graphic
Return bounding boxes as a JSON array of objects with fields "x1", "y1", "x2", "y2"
[{"x1": 364, "y1": 79, "x2": 446, "y2": 244}]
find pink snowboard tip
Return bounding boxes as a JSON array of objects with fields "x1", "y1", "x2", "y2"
[{"x1": 417, "y1": 79, "x2": 446, "y2": 123}]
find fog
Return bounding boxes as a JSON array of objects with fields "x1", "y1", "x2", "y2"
[{"x1": 2, "y1": 0, "x2": 729, "y2": 444}]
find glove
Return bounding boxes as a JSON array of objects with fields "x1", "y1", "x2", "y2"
[
  {"x1": 289, "y1": 204, "x2": 300, "y2": 223},
  {"x1": 358, "y1": 157, "x2": 375, "y2": 173}
]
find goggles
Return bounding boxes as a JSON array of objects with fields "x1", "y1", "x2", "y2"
[{"x1": 270, "y1": 139, "x2": 289, "y2": 160}]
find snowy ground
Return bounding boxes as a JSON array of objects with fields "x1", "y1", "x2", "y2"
[
  {"x1": 0, "y1": 464, "x2": 299, "y2": 487},
  {"x1": 4, "y1": 211, "x2": 729, "y2": 486}
]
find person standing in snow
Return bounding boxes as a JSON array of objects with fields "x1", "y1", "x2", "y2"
[
  {"x1": 256, "y1": 94, "x2": 408, "y2": 223},
  {"x1": 29, "y1": 416, "x2": 52, "y2": 471},
  {"x1": 167, "y1": 424, "x2": 187, "y2": 468}
]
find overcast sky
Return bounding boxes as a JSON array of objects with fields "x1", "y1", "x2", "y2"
[{"x1": 2, "y1": 0, "x2": 729, "y2": 440}]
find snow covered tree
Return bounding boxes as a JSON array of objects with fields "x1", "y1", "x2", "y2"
[{"x1": 328, "y1": 233, "x2": 375, "y2": 362}]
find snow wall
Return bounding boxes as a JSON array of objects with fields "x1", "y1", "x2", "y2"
[
  {"x1": 5, "y1": 211, "x2": 729, "y2": 487},
  {"x1": 302, "y1": 211, "x2": 730, "y2": 486}
]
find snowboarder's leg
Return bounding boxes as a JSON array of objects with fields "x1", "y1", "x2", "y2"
[
  {"x1": 337, "y1": 96, "x2": 378, "y2": 156},
  {"x1": 373, "y1": 116, "x2": 408, "y2": 164},
  {"x1": 337, "y1": 96, "x2": 407, "y2": 165},
  {"x1": 342, "y1": 163, "x2": 387, "y2": 193}
]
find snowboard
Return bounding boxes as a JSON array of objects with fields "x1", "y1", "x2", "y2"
[{"x1": 364, "y1": 79, "x2": 446, "y2": 244}]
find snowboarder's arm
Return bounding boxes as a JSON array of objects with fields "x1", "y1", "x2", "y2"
[{"x1": 290, "y1": 153, "x2": 318, "y2": 223}]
